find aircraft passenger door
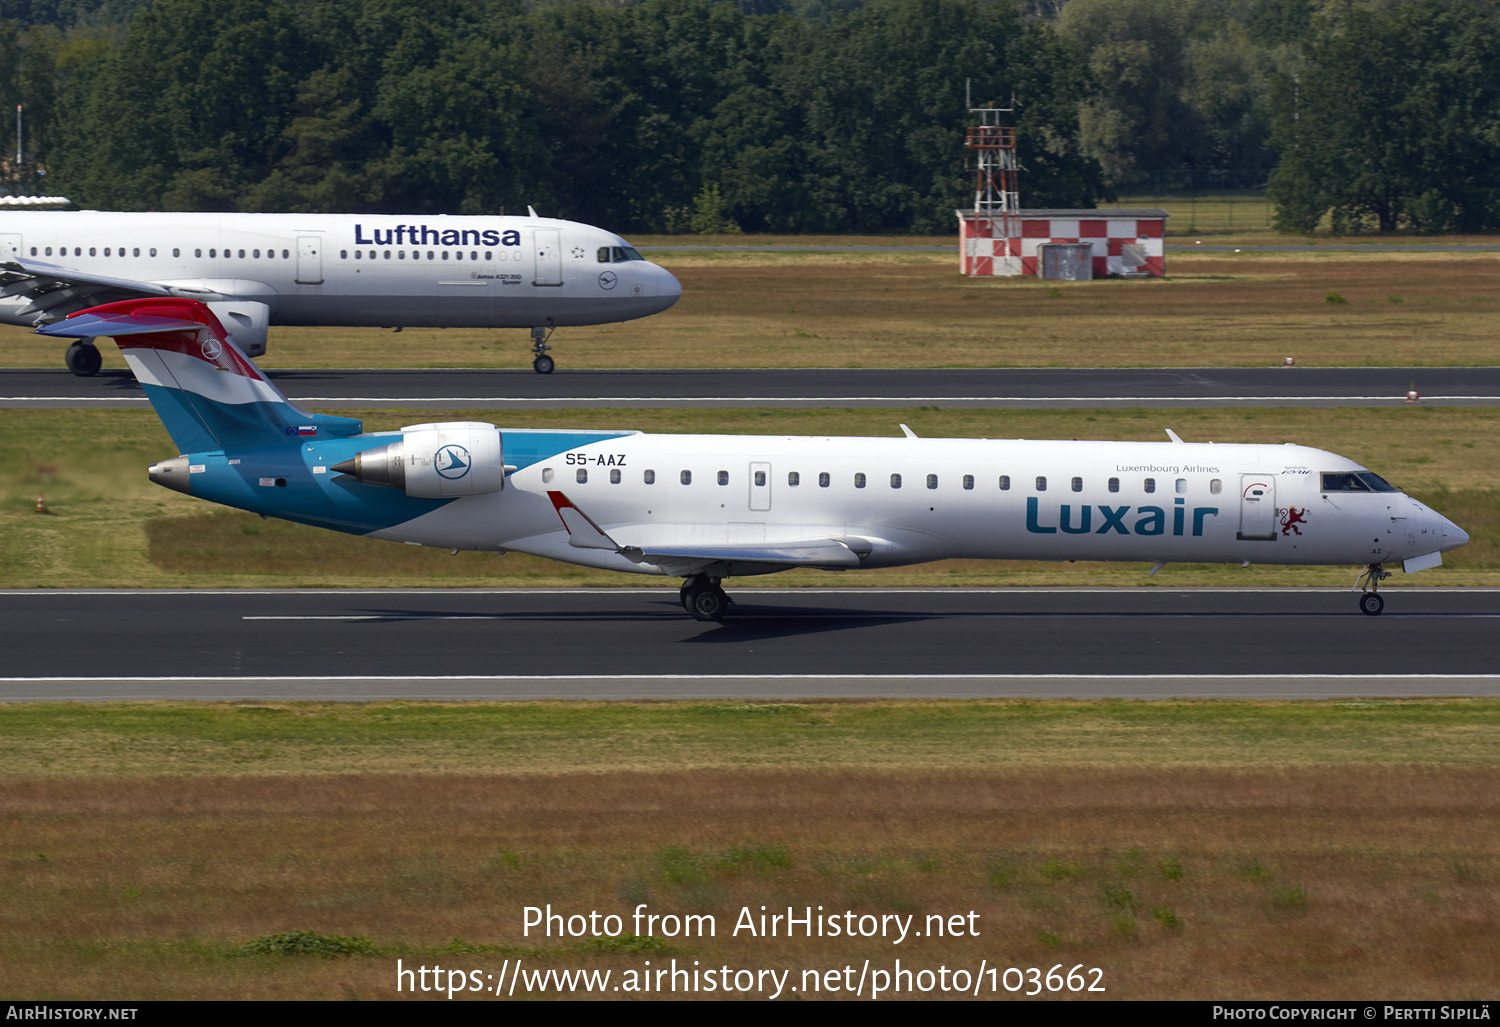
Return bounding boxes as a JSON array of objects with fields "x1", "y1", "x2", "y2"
[
  {"x1": 533, "y1": 229, "x2": 562, "y2": 286},
  {"x1": 295, "y1": 236, "x2": 323, "y2": 285},
  {"x1": 0, "y1": 234, "x2": 21, "y2": 261},
  {"x1": 1237, "y1": 474, "x2": 1277, "y2": 541},
  {"x1": 749, "y1": 461, "x2": 772, "y2": 511}
]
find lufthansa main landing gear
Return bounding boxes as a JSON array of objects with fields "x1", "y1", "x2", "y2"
[
  {"x1": 530, "y1": 324, "x2": 555, "y2": 374},
  {"x1": 680, "y1": 575, "x2": 730, "y2": 622},
  {"x1": 65, "y1": 341, "x2": 102, "y2": 377},
  {"x1": 1354, "y1": 563, "x2": 1390, "y2": 616}
]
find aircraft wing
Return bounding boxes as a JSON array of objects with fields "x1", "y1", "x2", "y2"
[
  {"x1": 0, "y1": 258, "x2": 171, "y2": 325},
  {"x1": 546, "y1": 491, "x2": 866, "y2": 568}
]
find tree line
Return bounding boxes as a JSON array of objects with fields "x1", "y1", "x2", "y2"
[{"x1": 0, "y1": 0, "x2": 1496, "y2": 234}]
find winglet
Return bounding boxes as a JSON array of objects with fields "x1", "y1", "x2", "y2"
[
  {"x1": 1165, "y1": 429, "x2": 1184, "y2": 443},
  {"x1": 527, "y1": 205, "x2": 539, "y2": 218},
  {"x1": 546, "y1": 491, "x2": 620, "y2": 550}
]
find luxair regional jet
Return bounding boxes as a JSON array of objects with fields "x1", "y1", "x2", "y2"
[
  {"x1": 0, "y1": 210, "x2": 680, "y2": 375},
  {"x1": 40, "y1": 298, "x2": 1469, "y2": 621}
]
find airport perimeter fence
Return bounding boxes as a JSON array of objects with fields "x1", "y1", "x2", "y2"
[{"x1": 1111, "y1": 169, "x2": 1275, "y2": 234}]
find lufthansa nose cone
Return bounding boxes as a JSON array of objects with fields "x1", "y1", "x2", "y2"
[{"x1": 653, "y1": 263, "x2": 682, "y2": 310}]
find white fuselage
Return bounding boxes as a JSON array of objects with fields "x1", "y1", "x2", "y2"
[
  {"x1": 0, "y1": 211, "x2": 680, "y2": 332},
  {"x1": 361, "y1": 434, "x2": 1464, "y2": 578}
]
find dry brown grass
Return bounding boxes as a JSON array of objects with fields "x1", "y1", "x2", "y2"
[
  {"x1": 2, "y1": 252, "x2": 1498, "y2": 370},
  {"x1": 2, "y1": 767, "x2": 1496, "y2": 999}
]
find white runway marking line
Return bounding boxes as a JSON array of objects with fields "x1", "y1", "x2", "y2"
[
  {"x1": 2, "y1": 673, "x2": 1497, "y2": 682},
  {"x1": 240, "y1": 611, "x2": 1500, "y2": 621},
  {"x1": 10, "y1": 587, "x2": 1500, "y2": 596}
]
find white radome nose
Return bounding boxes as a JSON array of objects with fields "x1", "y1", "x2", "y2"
[
  {"x1": 650, "y1": 263, "x2": 682, "y2": 312},
  {"x1": 1440, "y1": 515, "x2": 1470, "y2": 551}
]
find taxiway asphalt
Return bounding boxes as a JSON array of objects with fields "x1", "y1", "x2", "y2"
[
  {"x1": 3, "y1": 366, "x2": 1498, "y2": 409},
  {"x1": 4, "y1": 588, "x2": 1494, "y2": 701}
]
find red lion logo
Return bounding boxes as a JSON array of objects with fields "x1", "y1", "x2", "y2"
[{"x1": 1280, "y1": 507, "x2": 1307, "y2": 536}]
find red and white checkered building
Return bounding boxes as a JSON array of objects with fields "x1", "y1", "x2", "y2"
[{"x1": 956, "y1": 208, "x2": 1169, "y2": 278}]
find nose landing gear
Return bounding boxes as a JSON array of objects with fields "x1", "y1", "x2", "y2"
[
  {"x1": 531, "y1": 324, "x2": 555, "y2": 374},
  {"x1": 1353, "y1": 563, "x2": 1390, "y2": 615},
  {"x1": 680, "y1": 575, "x2": 730, "y2": 622}
]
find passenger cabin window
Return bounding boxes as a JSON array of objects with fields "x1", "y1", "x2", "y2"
[
  {"x1": 90, "y1": 248, "x2": 97, "y2": 256},
  {"x1": 576, "y1": 468, "x2": 587, "y2": 484},
  {"x1": 818, "y1": 472, "x2": 830, "y2": 488},
  {"x1": 149, "y1": 248, "x2": 156, "y2": 257},
  {"x1": 610, "y1": 469, "x2": 621, "y2": 484},
  {"x1": 173, "y1": 248, "x2": 179, "y2": 257},
  {"x1": 253, "y1": 249, "x2": 260, "y2": 258},
  {"x1": 195, "y1": 249, "x2": 202, "y2": 257},
  {"x1": 754, "y1": 471, "x2": 766, "y2": 486},
  {"x1": 1071, "y1": 477, "x2": 1083, "y2": 492},
  {"x1": 1144, "y1": 478, "x2": 1156, "y2": 494},
  {"x1": 282, "y1": 250, "x2": 290, "y2": 259},
  {"x1": 999, "y1": 475, "x2": 1011, "y2": 490},
  {"x1": 103, "y1": 248, "x2": 110, "y2": 256},
  {"x1": 29, "y1": 246, "x2": 35, "y2": 255},
  {"x1": 340, "y1": 250, "x2": 347, "y2": 259},
  {"x1": 1108, "y1": 477, "x2": 1120, "y2": 493},
  {"x1": 644, "y1": 470, "x2": 656, "y2": 484},
  {"x1": 890, "y1": 473, "x2": 902, "y2": 489},
  {"x1": 927, "y1": 474, "x2": 938, "y2": 490},
  {"x1": 1176, "y1": 478, "x2": 1187, "y2": 494},
  {"x1": 542, "y1": 468, "x2": 554, "y2": 484},
  {"x1": 854, "y1": 473, "x2": 866, "y2": 489},
  {"x1": 788, "y1": 472, "x2": 800, "y2": 487},
  {"x1": 680, "y1": 470, "x2": 692, "y2": 485},
  {"x1": 1210, "y1": 479, "x2": 1222, "y2": 494},
  {"x1": 717, "y1": 470, "x2": 729, "y2": 486},
  {"x1": 962, "y1": 474, "x2": 974, "y2": 490},
  {"x1": 1036, "y1": 476, "x2": 1047, "y2": 491}
]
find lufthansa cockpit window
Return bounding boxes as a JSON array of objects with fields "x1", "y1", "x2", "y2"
[
  {"x1": 599, "y1": 246, "x2": 645, "y2": 263},
  {"x1": 1322, "y1": 471, "x2": 1399, "y2": 493}
]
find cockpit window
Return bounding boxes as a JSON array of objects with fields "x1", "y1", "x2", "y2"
[
  {"x1": 597, "y1": 247, "x2": 611, "y2": 263},
  {"x1": 614, "y1": 246, "x2": 643, "y2": 262},
  {"x1": 1322, "y1": 472, "x2": 1371, "y2": 492},
  {"x1": 1357, "y1": 472, "x2": 1399, "y2": 492}
]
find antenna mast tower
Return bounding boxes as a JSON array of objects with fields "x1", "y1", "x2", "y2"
[{"x1": 963, "y1": 87, "x2": 1020, "y2": 276}]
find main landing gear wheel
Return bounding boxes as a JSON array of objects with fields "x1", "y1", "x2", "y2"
[
  {"x1": 1359, "y1": 593, "x2": 1385, "y2": 616},
  {"x1": 65, "y1": 341, "x2": 102, "y2": 377},
  {"x1": 682, "y1": 578, "x2": 729, "y2": 622},
  {"x1": 532, "y1": 354, "x2": 555, "y2": 374}
]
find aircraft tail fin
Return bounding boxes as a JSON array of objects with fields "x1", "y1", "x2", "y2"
[{"x1": 36, "y1": 298, "x2": 362, "y2": 453}]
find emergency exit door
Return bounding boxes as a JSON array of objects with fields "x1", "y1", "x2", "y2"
[
  {"x1": 749, "y1": 462, "x2": 771, "y2": 511},
  {"x1": 295, "y1": 236, "x2": 323, "y2": 285},
  {"x1": 1238, "y1": 474, "x2": 1277, "y2": 540},
  {"x1": 533, "y1": 229, "x2": 562, "y2": 286}
]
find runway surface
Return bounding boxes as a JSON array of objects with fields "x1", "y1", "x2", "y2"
[
  {"x1": 4, "y1": 366, "x2": 1497, "y2": 409},
  {"x1": 4, "y1": 588, "x2": 1495, "y2": 701}
]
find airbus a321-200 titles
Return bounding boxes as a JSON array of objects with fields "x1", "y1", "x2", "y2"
[
  {"x1": 0, "y1": 209, "x2": 680, "y2": 375},
  {"x1": 40, "y1": 297, "x2": 1469, "y2": 621}
]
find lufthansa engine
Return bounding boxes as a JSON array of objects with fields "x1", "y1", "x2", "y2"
[{"x1": 332, "y1": 422, "x2": 505, "y2": 498}]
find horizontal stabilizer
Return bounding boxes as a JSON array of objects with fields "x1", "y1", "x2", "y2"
[{"x1": 35, "y1": 312, "x2": 209, "y2": 339}]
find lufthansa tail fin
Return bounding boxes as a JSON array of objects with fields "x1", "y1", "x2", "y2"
[{"x1": 36, "y1": 298, "x2": 362, "y2": 453}]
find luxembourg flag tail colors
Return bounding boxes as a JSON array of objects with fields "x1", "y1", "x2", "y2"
[{"x1": 40, "y1": 299, "x2": 1469, "y2": 621}]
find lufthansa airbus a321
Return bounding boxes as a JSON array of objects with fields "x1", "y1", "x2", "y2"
[
  {"x1": 39, "y1": 297, "x2": 1470, "y2": 621},
  {"x1": 0, "y1": 210, "x2": 680, "y2": 375}
]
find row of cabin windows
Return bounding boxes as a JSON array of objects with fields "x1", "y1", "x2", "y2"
[
  {"x1": 344, "y1": 249, "x2": 509, "y2": 262},
  {"x1": 1021, "y1": 476, "x2": 1224, "y2": 495},
  {"x1": 540, "y1": 468, "x2": 1225, "y2": 495},
  {"x1": 33, "y1": 246, "x2": 291, "y2": 259}
]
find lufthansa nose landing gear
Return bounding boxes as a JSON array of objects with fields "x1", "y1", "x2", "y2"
[
  {"x1": 530, "y1": 324, "x2": 555, "y2": 374},
  {"x1": 1353, "y1": 563, "x2": 1391, "y2": 616},
  {"x1": 680, "y1": 575, "x2": 730, "y2": 622}
]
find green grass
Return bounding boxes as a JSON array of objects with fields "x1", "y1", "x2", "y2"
[{"x1": 3, "y1": 698, "x2": 1499, "y2": 776}]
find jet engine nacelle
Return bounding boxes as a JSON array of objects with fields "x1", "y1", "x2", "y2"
[{"x1": 334, "y1": 422, "x2": 505, "y2": 498}]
